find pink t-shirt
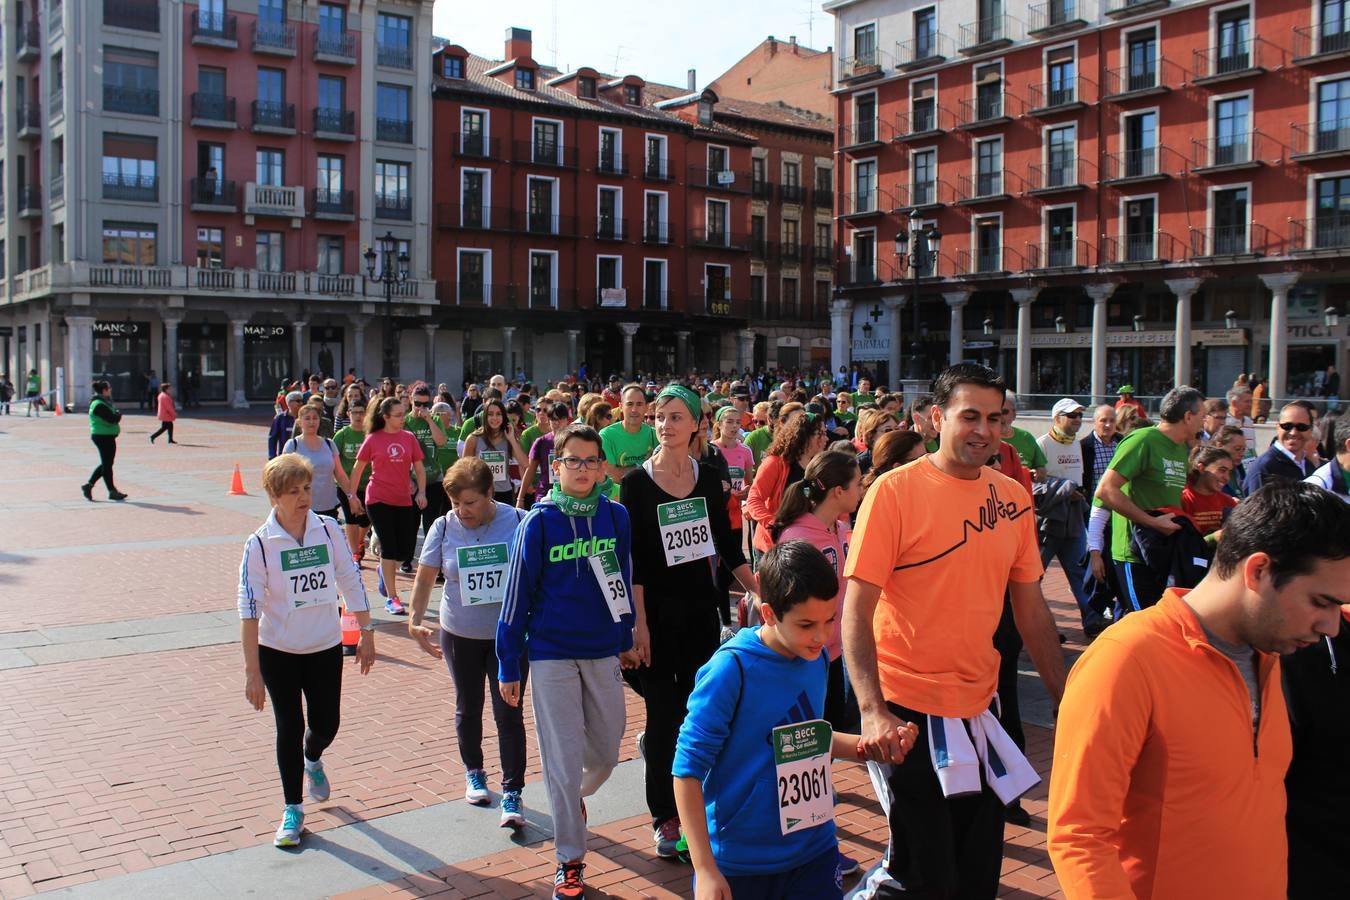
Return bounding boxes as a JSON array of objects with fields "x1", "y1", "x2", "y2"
[
  {"x1": 717, "y1": 441, "x2": 755, "y2": 529},
  {"x1": 356, "y1": 429, "x2": 424, "y2": 506},
  {"x1": 157, "y1": 392, "x2": 177, "y2": 422},
  {"x1": 778, "y1": 512, "x2": 848, "y2": 661}
]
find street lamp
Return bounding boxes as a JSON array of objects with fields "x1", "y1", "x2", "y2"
[
  {"x1": 983, "y1": 317, "x2": 994, "y2": 336},
  {"x1": 1326, "y1": 306, "x2": 1341, "y2": 328},
  {"x1": 1055, "y1": 315, "x2": 1068, "y2": 334},
  {"x1": 894, "y1": 221, "x2": 942, "y2": 380},
  {"x1": 1224, "y1": 309, "x2": 1239, "y2": 330},
  {"x1": 364, "y1": 231, "x2": 409, "y2": 379},
  {"x1": 1132, "y1": 314, "x2": 1145, "y2": 333}
]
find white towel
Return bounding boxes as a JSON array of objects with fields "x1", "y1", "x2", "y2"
[{"x1": 926, "y1": 705, "x2": 1040, "y2": 806}]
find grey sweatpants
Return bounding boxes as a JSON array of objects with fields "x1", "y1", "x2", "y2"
[{"x1": 530, "y1": 656, "x2": 627, "y2": 864}]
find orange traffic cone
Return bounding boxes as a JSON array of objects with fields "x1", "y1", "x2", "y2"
[
  {"x1": 228, "y1": 463, "x2": 248, "y2": 495},
  {"x1": 340, "y1": 605, "x2": 359, "y2": 656},
  {"x1": 52, "y1": 400, "x2": 62, "y2": 416}
]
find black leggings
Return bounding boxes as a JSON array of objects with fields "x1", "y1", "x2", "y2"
[
  {"x1": 367, "y1": 502, "x2": 419, "y2": 562},
  {"x1": 421, "y1": 481, "x2": 449, "y2": 536},
  {"x1": 439, "y1": 629, "x2": 529, "y2": 792},
  {"x1": 88, "y1": 435, "x2": 118, "y2": 493},
  {"x1": 258, "y1": 643, "x2": 343, "y2": 806},
  {"x1": 994, "y1": 595, "x2": 1025, "y2": 753},
  {"x1": 150, "y1": 421, "x2": 175, "y2": 442}
]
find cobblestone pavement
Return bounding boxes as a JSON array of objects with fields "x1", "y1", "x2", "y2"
[{"x1": 0, "y1": 411, "x2": 1073, "y2": 897}]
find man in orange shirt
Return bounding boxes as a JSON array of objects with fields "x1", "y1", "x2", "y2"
[
  {"x1": 1049, "y1": 481, "x2": 1350, "y2": 899},
  {"x1": 843, "y1": 363, "x2": 1068, "y2": 898}
]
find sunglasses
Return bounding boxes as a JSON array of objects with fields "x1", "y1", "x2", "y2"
[
  {"x1": 1278, "y1": 421, "x2": 1312, "y2": 433},
  {"x1": 413, "y1": 400, "x2": 431, "y2": 408},
  {"x1": 1062, "y1": 412, "x2": 1083, "y2": 419}
]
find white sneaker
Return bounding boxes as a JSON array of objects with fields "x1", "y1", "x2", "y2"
[
  {"x1": 499, "y1": 790, "x2": 525, "y2": 829},
  {"x1": 305, "y1": 760, "x2": 331, "y2": 802},
  {"x1": 465, "y1": 768, "x2": 490, "y2": 806},
  {"x1": 273, "y1": 805, "x2": 304, "y2": 848}
]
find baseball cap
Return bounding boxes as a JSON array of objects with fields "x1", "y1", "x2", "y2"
[
  {"x1": 1117, "y1": 384, "x2": 1135, "y2": 394},
  {"x1": 730, "y1": 383, "x2": 750, "y2": 398},
  {"x1": 1051, "y1": 398, "x2": 1085, "y2": 417}
]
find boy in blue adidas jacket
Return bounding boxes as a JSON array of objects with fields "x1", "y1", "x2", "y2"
[{"x1": 497, "y1": 423, "x2": 637, "y2": 900}]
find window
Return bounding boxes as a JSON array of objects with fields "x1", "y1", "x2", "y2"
[
  {"x1": 376, "y1": 13, "x2": 412, "y2": 68},
  {"x1": 579, "y1": 76, "x2": 596, "y2": 98},
  {"x1": 625, "y1": 84, "x2": 641, "y2": 105},
  {"x1": 751, "y1": 273, "x2": 766, "y2": 316},
  {"x1": 646, "y1": 135, "x2": 668, "y2": 177},
  {"x1": 644, "y1": 192, "x2": 667, "y2": 241},
  {"x1": 196, "y1": 227, "x2": 224, "y2": 268},
  {"x1": 976, "y1": 139, "x2": 1002, "y2": 195},
  {"x1": 1124, "y1": 198, "x2": 1157, "y2": 260},
  {"x1": 317, "y1": 236, "x2": 343, "y2": 275},
  {"x1": 51, "y1": 50, "x2": 63, "y2": 96},
  {"x1": 698, "y1": 99, "x2": 713, "y2": 125},
  {"x1": 783, "y1": 277, "x2": 800, "y2": 315},
  {"x1": 258, "y1": 0, "x2": 285, "y2": 27},
  {"x1": 1047, "y1": 124, "x2": 1075, "y2": 186},
  {"x1": 318, "y1": 3, "x2": 346, "y2": 38},
  {"x1": 317, "y1": 76, "x2": 345, "y2": 112},
  {"x1": 256, "y1": 148, "x2": 284, "y2": 185},
  {"x1": 516, "y1": 68, "x2": 536, "y2": 91},
  {"x1": 376, "y1": 83, "x2": 412, "y2": 142},
  {"x1": 256, "y1": 231, "x2": 284, "y2": 271},
  {"x1": 374, "y1": 160, "x2": 411, "y2": 217},
  {"x1": 975, "y1": 63, "x2": 1002, "y2": 120},
  {"x1": 707, "y1": 145, "x2": 728, "y2": 176},
  {"x1": 102, "y1": 135, "x2": 158, "y2": 201},
  {"x1": 52, "y1": 224, "x2": 65, "y2": 264},
  {"x1": 852, "y1": 232, "x2": 876, "y2": 281},
  {"x1": 530, "y1": 252, "x2": 556, "y2": 307},
  {"x1": 599, "y1": 128, "x2": 621, "y2": 173},
  {"x1": 528, "y1": 177, "x2": 556, "y2": 232},
  {"x1": 1127, "y1": 29, "x2": 1158, "y2": 91},
  {"x1": 197, "y1": 142, "x2": 224, "y2": 200},
  {"x1": 533, "y1": 120, "x2": 560, "y2": 164},
  {"x1": 1315, "y1": 175, "x2": 1350, "y2": 247},
  {"x1": 915, "y1": 8, "x2": 937, "y2": 59},
  {"x1": 707, "y1": 199, "x2": 729, "y2": 242},
  {"x1": 461, "y1": 109, "x2": 487, "y2": 155},
  {"x1": 444, "y1": 55, "x2": 465, "y2": 79},
  {"x1": 815, "y1": 166, "x2": 832, "y2": 196},
  {"x1": 912, "y1": 79, "x2": 936, "y2": 132},
  {"x1": 643, "y1": 260, "x2": 667, "y2": 309},
  {"x1": 815, "y1": 222, "x2": 832, "y2": 256},
  {"x1": 784, "y1": 161, "x2": 801, "y2": 200},
  {"x1": 1214, "y1": 95, "x2": 1250, "y2": 165},
  {"x1": 1046, "y1": 46, "x2": 1075, "y2": 106},
  {"x1": 751, "y1": 214, "x2": 766, "y2": 254},
  {"x1": 462, "y1": 170, "x2": 486, "y2": 226},
  {"x1": 1124, "y1": 111, "x2": 1157, "y2": 176},
  {"x1": 1215, "y1": 7, "x2": 1251, "y2": 73},
  {"x1": 854, "y1": 23, "x2": 877, "y2": 65},
  {"x1": 752, "y1": 156, "x2": 767, "y2": 186},
  {"x1": 102, "y1": 223, "x2": 157, "y2": 265},
  {"x1": 1317, "y1": 78, "x2": 1350, "y2": 151},
  {"x1": 1323, "y1": 0, "x2": 1350, "y2": 53},
  {"x1": 459, "y1": 250, "x2": 487, "y2": 304},
  {"x1": 1212, "y1": 187, "x2": 1248, "y2": 253},
  {"x1": 912, "y1": 149, "x2": 936, "y2": 204},
  {"x1": 1046, "y1": 207, "x2": 1075, "y2": 266},
  {"x1": 257, "y1": 68, "x2": 286, "y2": 125},
  {"x1": 103, "y1": 47, "x2": 159, "y2": 116},
  {"x1": 975, "y1": 216, "x2": 1001, "y2": 272},
  {"x1": 597, "y1": 256, "x2": 620, "y2": 292},
  {"x1": 598, "y1": 187, "x2": 621, "y2": 238},
  {"x1": 855, "y1": 95, "x2": 876, "y2": 143},
  {"x1": 854, "y1": 159, "x2": 876, "y2": 211},
  {"x1": 783, "y1": 218, "x2": 800, "y2": 254},
  {"x1": 317, "y1": 154, "x2": 344, "y2": 195}
]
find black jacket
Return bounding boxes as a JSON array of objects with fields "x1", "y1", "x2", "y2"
[
  {"x1": 1079, "y1": 432, "x2": 1118, "y2": 498},
  {"x1": 1243, "y1": 444, "x2": 1315, "y2": 495},
  {"x1": 1128, "y1": 508, "x2": 1211, "y2": 590}
]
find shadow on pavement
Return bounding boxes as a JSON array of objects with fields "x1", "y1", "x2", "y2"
[{"x1": 124, "y1": 502, "x2": 207, "y2": 515}]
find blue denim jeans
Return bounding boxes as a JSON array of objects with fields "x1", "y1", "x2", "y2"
[{"x1": 1040, "y1": 527, "x2": 1091, "y2": 613}]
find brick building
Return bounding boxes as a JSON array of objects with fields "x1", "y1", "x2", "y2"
[
  {"x1": 826, "y1": 0, "x2": 1349, "y2": 403},
  {"x1": 708, "y1": 35, "x2": 835, "y2": 118}
]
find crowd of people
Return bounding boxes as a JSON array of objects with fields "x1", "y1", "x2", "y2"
[{"x1": 69, "y1": 355, "x2": 1350, "y2": 898}]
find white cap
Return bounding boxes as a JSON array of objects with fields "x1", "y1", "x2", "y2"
[{"x1": 1052, "y1": 398, "x2": 1085, "y2": 418}]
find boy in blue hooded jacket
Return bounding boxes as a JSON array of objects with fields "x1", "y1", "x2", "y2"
[
  {"x1": 497, "y1": 423, "x2": 637, "y2": 900},
  {"x1": 673, "y1": 541, "x2": 919, "y2": 899}
]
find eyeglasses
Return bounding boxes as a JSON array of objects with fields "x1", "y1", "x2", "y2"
[
  {"x1": 1062, "y1": 412, "x2": 1083, "y2": 420},
  {"x1": 1278, "y1": 421, "x2": 1312, "y2": 433},
  {"x1": 413, "y1": 400, "x2": 431, "y2": 408},
  {"x1": 558, "y1": 456, "x2": 603, "y2": 470},
  {"x1": 644, "y1": 415, "x2": 656, "y2": 422}
]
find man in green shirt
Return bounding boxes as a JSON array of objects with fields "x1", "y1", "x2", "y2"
[
  {"x1": 1001, "y1": 392, "x2": 1048, "y2": 480},
  {"x1": 599, "y1": 384, "x2": 658, "y2": 482},
  {"x1": 851, "y1": 377, "x2": 876, "y2": 408},
  {"x1": 909, "y1": 394, "x2": 940, "y2": 453},
  {"x1": 1095, "y1": 385, "x2": 1203, "y2": 615},
  {"x1": 743, "y1": 399, "x2": 782, "y2": 466}
]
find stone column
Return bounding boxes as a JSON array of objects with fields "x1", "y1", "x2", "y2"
[
  {"x1": 161, "y1": 312, "x2": 183, "y2": 383},
  {"x1": 349, "y1": 317, "x2": 366, "y2": 380},
  {"x1": 565, "y1": 329, "x2": 580, "y2": 375},
  {"x1": 1165, "y1": 278, "x2": 1202, "y2": 389},
  {"x1": 1085, "y1": 284, "x2": 1113, "y2": 403},
  {"x1": 944, "y1": 291, "x2": 971, "y2": 367},
  {"x1": 293, "y1": 320, "x2": 309, "y2": 379},
  {"x1": 618, "y1": 322, "x2": 639, "y2": 377},
  {"x1": 229, "y1": 318, "x2": 250, "y2": 408},
  {"x1": 1010, "y1": 288, "x2": 1037, "y2": 396},
  {"x1": 501, "y1": 326, "x2": 516, "y2": 377},
  {"x1": 1260, "y1": 273, "x2": 1299, "y2": 401},
  {"x1": 829, "y1": 297, "x2": 854, "y2": 375},
  {"x1": 675, "y1": 330, "x2": 691, "y2": 374},
  {"x1": 884, "y1": 296, "x2": 906, "y2": 389},
  {"x1": 64, "y1": 315, "x2": 96, "y2": 407},
  {"x1": 423, "y1": 323, "x2": 438, "y2": 383},
  {"x1": 738, "y1": 329, "x2": 756, "y2": 373}
]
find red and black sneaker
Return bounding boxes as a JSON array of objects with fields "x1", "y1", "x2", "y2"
[{"x1": 552, "y1": 861, "x2": 585, "y2": 900}]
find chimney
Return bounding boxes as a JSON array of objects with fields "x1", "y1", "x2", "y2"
[
  {"x1": 505, "y1": 26, "x2": 532, "y2": 60},
  {"x1": 790, "y1": 35, "x2": 797, "y2": 46},
  {"x1": 768, "y1": 35, "x2": 777, "y2": 56},
  {"x1": 687, "y1": 69, "x2": 696, "y2": 91}
]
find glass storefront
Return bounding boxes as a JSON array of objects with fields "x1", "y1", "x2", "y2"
[
  {"x1": 93, "y1": 320, "x2": 152, "y2": 403},
  {"x1": 177, "y1": 323, "x2": 227, "y2": 403},
  {"x1": 310, "y1": 326, "x2": 344, "y2": 380},
  {"x1": 244, "y1": 324, "x2": 291, "y2": 400},
  {"x1": 1106, "y1": 348, "x2": 1173, "y2": 398},
  {"x1": 1031, "y1": 349, "x2": 1090, "y2": 396}
]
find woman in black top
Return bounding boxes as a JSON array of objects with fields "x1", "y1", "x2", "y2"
[{"x1": 619, "y1": 384, "x2": 758, "y2": 859}]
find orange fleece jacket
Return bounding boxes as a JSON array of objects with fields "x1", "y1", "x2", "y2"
[{"x1": 1048, "y1": 589, "x2": 1290, "y2": 899}]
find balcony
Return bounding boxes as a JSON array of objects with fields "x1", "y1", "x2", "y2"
[
  {"x1": 894, "y1": 181, "x2": 952, "y2": 212},
  {"x1": 1028, "y1": 76, "x2": 1094, "y2": 115},
  {"x1": 958, "y1": 92, "x2": 1021, "y2": 130},
  {"x1": 251, "y1": 100, "x2": 296, "y2": 134},
  {"x1": 252, "y1": 21, "x2": 297, "y2": 56},
  {"x1": 1028, "y1": 157, "x2": 1095, "y2": 195},
  {"x1": 514, "y1": 140, "x2": 579, "y2": 169},
  {"x1": 374, "y1": 193, "x2": 412, "y2": 221},
  {"x1": 435, "y1": 202, "x2": 508, "y2": 231},
  {"x1": 959, "y1": 15, "x2": 1019, "y2": 55},
  {"x1": 314, "y1": 30, "x2": 357, "y2": 65},
  {"x1": 596, "y1": 153, "x2": 629, "y2": 176},
  {"x1": 1103, "y1": 59, "x2": 1183, "y2": 101},
  {"x1": 754, "y1": 298, "x2": 823, "y2": 322},
  {"x1": 50, "y1": 88, "x2": 64, "y2": 121},
  {"x1": 191, "y1": 12, "x2": 238, "y2": 48},
  {"x1": 16, "y1": 103, "x2": 41, "y2": 140},
  {"x1": 455, "y1": 132, "x2": 499, "y2": 159},
  {"x1": 1191, "y1": 133, "x2": 1265, "y2": 175},
  {"x1": 1194, "y1": 38, "x2": 1269, "y2": 86},
  {"x1": 780, "y1": 242, "x2": 810, "y2": 265},
  {"x1": 698, "y1": 295, "x2": 746, "y2": 318},
  {"x1": 688, "y1": 165, "x2": 751, "y2": 192},
  {"x1": 376, "y1": 117, "x2": 413, "y2": 144},
  {"x1": 894, "y1": 106, "x2": 953, "y2": 142},
  {"x1": 104, "y1": 85, "x2": 160, "y2": 117},
  {"x1": 839, "y1": 120, "x2": 886, "y2": 150},
  {"x1": 15, "y1": 19, "x2": 39, "y2": 60},
  {"x1": 957, "y1": 245, "x2": 1021, "y2": 277},
  {"x1": 813, "y1": 188, "x2": 833, "y2": 209},
  {"x1": 840, "y1": 188, "x2": 892, "y2": 218},
  {"x1": 839, "y1": 50, "x2": 890, "y2": 83},
  {"x1": 244, "y1": 182, "x2": 305, "y2": 220},
  {"x1": 1027, "y1": 0, "x2": 1088, "y2": 37},
  {"x1": 593, "y1": 217, "x2": 628, "y2": 241},
  {"x1": 103, "y1": 173, "x2": 158, "y2": 203},
  {"x1": 50, "y1": 175, "x2": 64, "y2": 205},
  {"x1": 642, "y1": 221, "x2": 671, "y2": 245},
  {"x1": 839, "y1": 260, "x2": 898, "y2": 286},
  {"x1": 314, "y1": 108, "x2": 356, "y2": 140},
  {"x1": 752, "y1": 179, "x2": 774, "y2": 200},
  {"x1": 377, "y1": 43, "x2": 413, "y2": 70},
  {"x1": 1289, "y1": 217, "x2": 1350, "y2": 255},
  {"x1": 896, "y1": 33, "x2": 954, "y2": 70},
  {"x1": 512, "y1": 209, "x2": 579, "y2": 236},
  {"x1": 1025, "y1": 239, "x2": 1094, "y2": 271},
  {"x1": 1104, "y1": 0, "x2": 1170, "y2": 20},
  {"x1": 780, "y1": 184, "x2": 806, "y2": 204},
  {"x1": 103, "y1": 0, "x2": 159, "y2": 32},
  {"x1": 1293, "y1": 23, "x2": 1350, "y2": 64},
  {"x1": 451, "y1": 283, "x2": 514, "y2": 309},
  {"x1": 750, "y1": 238, "x2": 776, "y2": 260},
  {"x1": 523, "y1": 288, "x2": 577, "y2": 310},
  {"x1": 644, "y1": 156, "x2": 674, "y2": 181},
  {"x1": 1101, "y1": 232, "x2": 1181, "y2": 266},
  {"x1": 17, "y1": 186, "x2": 41, "y2": 218},
  {"x1": 689, "y1": 227, "x2": 747, "y2": 250},
  {"x1": 1103, "y1": 146, "x2": 1182, "y2": 184},
  {"x1": 1292, "y1": 118, "x2": 1350, "y2": 160},
  {"x1": 190, "y1": 93, "x2": 237, "y2": 128},
  {"x1": 814, "y1": 244, "x2": 833, "y2": 265},
  {"x1": 957, "y1": 170, "x2": 1017, "y2": 205},
  {"x1": 311, "y1": 188, "x2": 354, "y2": 220},
  {"x1": 49, "y1": 4, "x2": 62, "y2": 36},
  {"x1": 189, "y1": 177, "x2": 239, "y2": 212},
  {"x1": 1189, "y1": 224, "x2": 1270, "y2": 261}
]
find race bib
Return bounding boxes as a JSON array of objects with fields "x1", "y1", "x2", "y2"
[
  {"x1": 281, "y1": 544, "x2": 336, "y2": 609},
  {"x1": 588, "y1": 549, "x2": 630, "y2": 623},
  {"x1": 773, "y1": 719, "x2": 835, "y2": 836},
  {"x1": 728, "y1": 466, "x2": 745, "y2": 493},
  {"x1": 456, "y1": 542, "x2": 509, "y2": 606},
  {"x1": 481, "y1": 450, "x2": 507, "y2": 483},
  {"x1": 657, "y1": 496, "x2": 715, "y2": 566},
  {"x1": 542, "y1": 451, "x2": 555, "y2": 486}
]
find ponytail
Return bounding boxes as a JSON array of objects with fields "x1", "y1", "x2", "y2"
[{"x1": 770, "y1": 450, "x2": 859, "y2": 542}]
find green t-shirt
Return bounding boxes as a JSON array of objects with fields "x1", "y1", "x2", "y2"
[
  {"x1": 1106, "y1": 426, "x2": 1191, "y2": 563},
  {"x1": 1007, "y1": 426, "x2": 1048, "y2": 470},
  {"x1": 600, "y1": 421, "x2": 658, "y2": 469},
  {"x1": 834, "y1": 410, "x2": 857, "y2": 426},
  {"x1": 925, "y1": 438, "x2": 940, "y2": 453},
  {"x1": 744, "y1": 426, "x2": 773, "y2": 466},
  {"x1": 851, "y1": 391, "x2": 875, "y2": 407},
  {"x1": 519, "y1": 424, "x2": 544, "y2": 457},
  {"x1": 331, "y1": 426, "x2": 370, "y2": 492},
  {"x1": 706, "y1": 392, "x2": 726, "y2": 404},
  {"x1": 405, "y1": 416, "x2": 447, "y2": 480}
]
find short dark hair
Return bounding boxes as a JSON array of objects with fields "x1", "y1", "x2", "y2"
[
  {"x1": 92, "y1": 380, "x2": 110, "y2": 394},
  {"x1": 554, "y1": 423, "x2": 605, "y2": 460},
  {"x1": 1159, "y1": 386, "x2": 1204, "y2": 424},
  {"x1": 909, "y1": 393, "x2": 935, "y2": 421},
  {"x1": 1281, "y1": 400, "x2": 1316, "y2": 423},
  {"x1": 546, "y1": 401, "x2": 571, "y2": 420},
  {"x1": 1213, "y1": 481, "x2": 1350, "y2": 588},
  {"x1": 758, "y1": 540, "x2": 839, "y2": 619},
  {"x1": 932, "y1": 363, "x2": 1006, "y2": 410}
]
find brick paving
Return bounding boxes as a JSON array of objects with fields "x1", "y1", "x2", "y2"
[{"x1": 0, "y1": 412, "x2": 1077, "y2": 897}]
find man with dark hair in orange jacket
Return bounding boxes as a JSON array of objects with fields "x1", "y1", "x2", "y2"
[{"x1": 1048, "y1": 481, "x2": 1350, "y2": 899}]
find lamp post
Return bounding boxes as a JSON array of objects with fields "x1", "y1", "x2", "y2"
[
  {"x1": 1224, "y1": 309, "x2": 1239, "y2": 330},
  {"x1": 894, "y1": 221, "x2": 942, "y2": 380},
  {"x1": 1326, "y1": 306, "x2": 1341, "y2": 328},
  {"x1": 364, "y1": 231, "x2": 409, "y2": 379}
]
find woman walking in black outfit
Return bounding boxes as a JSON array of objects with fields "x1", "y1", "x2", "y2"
[{"x1": 82, "y1": 380, "x2": 127, "y2": 501}]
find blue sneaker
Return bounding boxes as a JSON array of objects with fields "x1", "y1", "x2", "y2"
[
  {"x1": 305, "y1": 761, "x2": 330, "y2": 802},
  {"x1": 465, "y1": 768, "x2": 490, "y2": 806},
  {"x1": 385, "y1": 597, "x2": 406, "y2": 615},
  {"x1": 273, "y1": 805, "x2": 304, "y2": 848},
  {"x1": 377, "y1": 566, "x2": 387, "y2": 598},
  {"x1": 500, "y1": 789, "x2": 525, "y2": 829},
  {"x1": 837, "y1": 850, "x2": 860, "y2": 877}
]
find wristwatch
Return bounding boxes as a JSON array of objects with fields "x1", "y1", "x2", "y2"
[{"x1": 359, "y1": 622, "x2": 377, "y2": 633}]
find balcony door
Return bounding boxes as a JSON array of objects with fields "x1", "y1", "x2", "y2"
[
  {"x1": 529, "y1": 251, "x2": 556, "y2": 308},
  {"x1": 1125, "y1": 198, "x2": 1156, "y2": 260}
]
